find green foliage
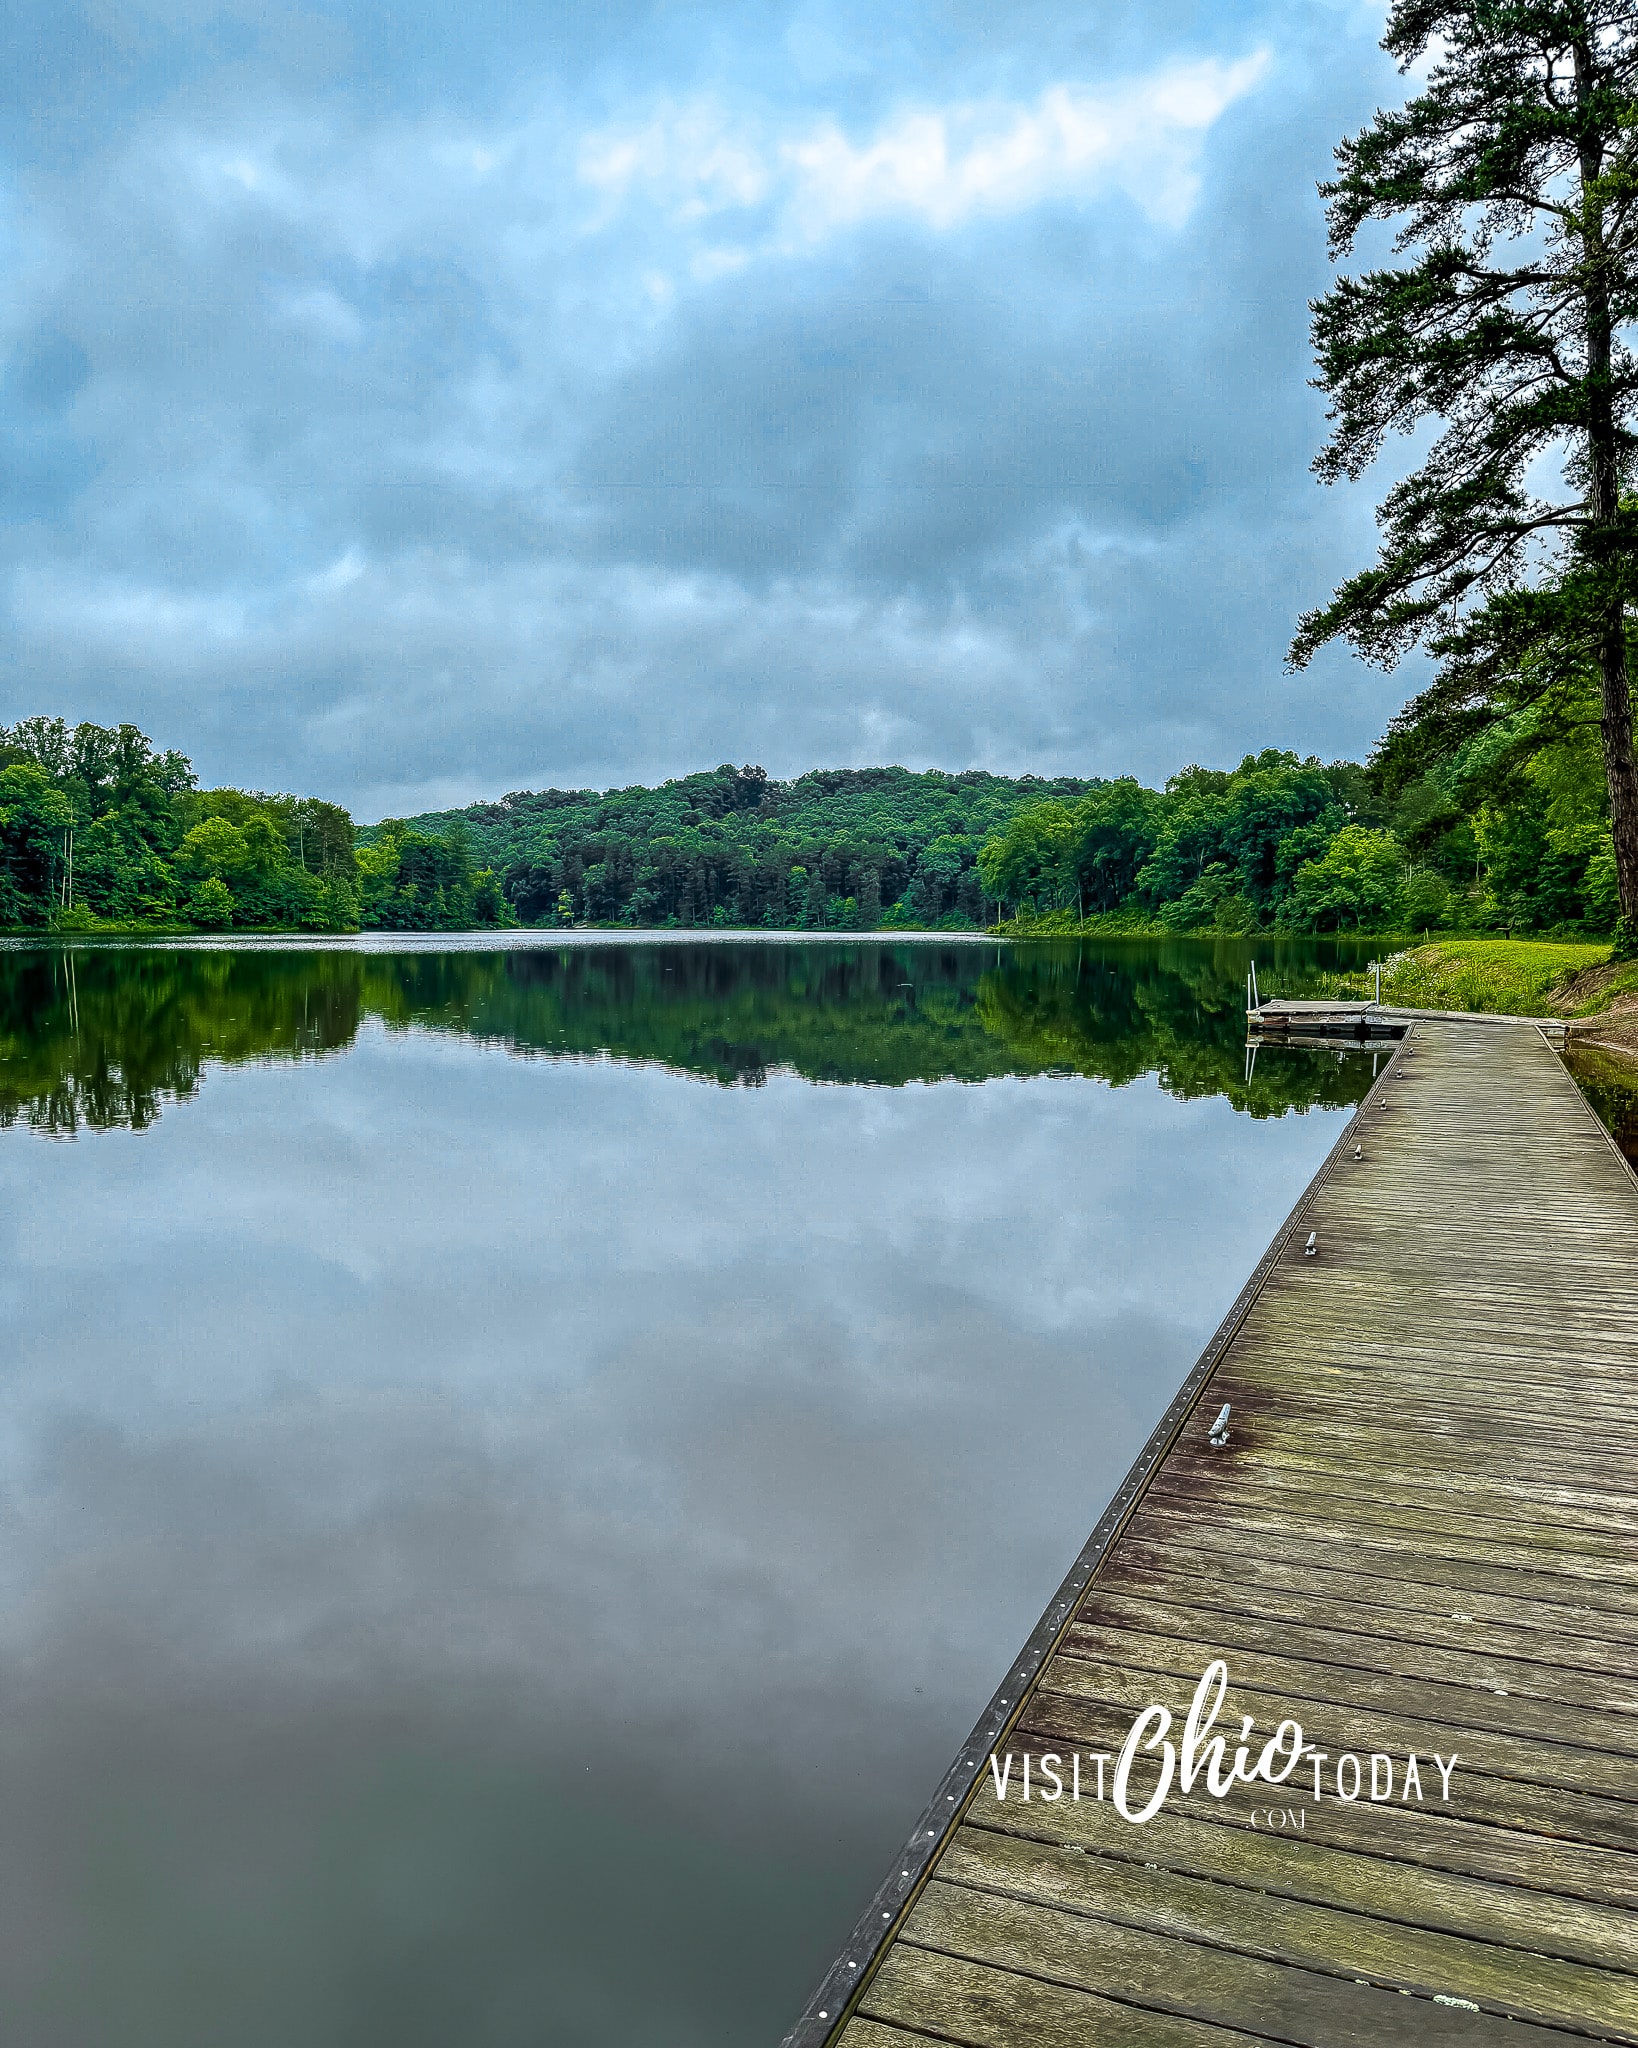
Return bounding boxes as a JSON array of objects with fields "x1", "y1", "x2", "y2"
[
  {"x1": 1291, "y1": 5, "x2": 1638, "y2": 669},
  {"x1": 1287, "y1": 825, "x2": 1405, "y2": 931},
  {"x1": 411, "y1": 734, "x2": 1627, "y2": 943},
  {"x1": 0, "y1": 716, "x2": 359, "y2": 934},
  {"x1": 1397, "y1": 865, "x2": 1452, "y2": 932},
  {"x1": 977, "y1": 798, "x2": 1077, "y2": 912},
  {"x1": 1356, "y1": 576, "x2": 1628, "y2": 934},
  {"x1": 373, "y1": 763, "x2": 1097, "y2": 932},
  {"x1": 186, "y1": 876, "x2": 234, "y2": 929},
  {"x1": 978, "y1": 751, "x2": 1445, "y2": 935},
  {"x1": 0, "y1": 762, "x2": 75, "y2": 925},
  {"x1": 5, "y1": 697, "x2": 1624, "y2": 947},
  {"x1": 357, "y1": 820, "x2": 513, "y2": 931}
]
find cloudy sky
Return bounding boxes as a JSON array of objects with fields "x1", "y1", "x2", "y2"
[{"x1": 0, "y1": 0, "x2": 1415, "y2": 817}]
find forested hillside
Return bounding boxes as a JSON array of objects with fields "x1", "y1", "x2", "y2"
[
  {"x1": 367, "y1": 764, "x2": 1096, "y2": 931},
  {"x1": 977, "y1": 663, "x2": 1620, "y2": 937},
  {"x1": 2, "y1": 689, "x2": 1623, "y2": 938},
  {"x1": 389, "y1": 729, "x2": 1618, "y2": 938}
]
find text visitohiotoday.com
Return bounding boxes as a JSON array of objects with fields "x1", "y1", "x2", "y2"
[{"x1": 986, "y1": 1659, "x2": 1459, "y2": 1826}]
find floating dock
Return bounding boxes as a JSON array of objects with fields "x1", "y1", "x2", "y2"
[
  {"x1": 786, "y1": 1018, "x2": 1638, "y2": 2046},
  {"x1": 1249, "y1": 999, "x2": 1570, "y2": 1046}
]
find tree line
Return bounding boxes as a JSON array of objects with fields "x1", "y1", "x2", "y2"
[
  {"x1": 0, "y1": 717, "x2": 509, "y2": 934},
  {"x1": 977, "y1": 724, "x2": 1616, "y2": 936},
  {"x1": 0, "y1": 713, "x2": 1625, "y2": 937},
  {"x1": 380, "y1": 764, "x2": 1096, "y2": 934}
]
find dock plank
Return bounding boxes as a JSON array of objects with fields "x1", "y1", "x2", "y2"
[
  {"x1": 969, "y1": 1781, "x2": 1638, "y2": 1949},
  {"x1": 900, "y1": 1876, "x2": 1579, "y2": 2047},
  {"x1": 786, "y1": 1020, "x2": 1638, "y2": 2045},
  {"x1": 931, "y1": 1828, "x2": 1638, "y2": 2036}
]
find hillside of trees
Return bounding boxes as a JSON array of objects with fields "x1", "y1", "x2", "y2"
[
  {"x1": 385, "y1": 711, "x2": 1620, "y2": 937},
  {"x1": 363, "y1": 764, "x2": 1097, "y2": 932},
  {"x1": 0, "y1": 696, "x2": 1623, "y2": 938},
  {"x1": 977, "y1": 708, "x2": 1618, "y2": 938}
]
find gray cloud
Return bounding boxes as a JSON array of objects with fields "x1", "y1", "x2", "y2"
[{"x1": 0, "y1": 0, "x2": 1416, "y2": 811}]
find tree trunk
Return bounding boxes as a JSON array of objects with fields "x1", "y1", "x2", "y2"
[
  {"x1": 1576, "y1": 38, "x2": 1638, "y2": 941},
  {"x1": 1595, "y1": 608, "x2": 1638, "y2": 933}
]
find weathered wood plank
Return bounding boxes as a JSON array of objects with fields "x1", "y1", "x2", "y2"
[
  {"x1": 933, "y1": 1827, "x2": 1638, "y2": 2038},
  {"x1": 1070, "y1": 1587, "x2": 1638, "y2": 1711},
  {"x1": 860, "y1": 1944, "x2": 1273, "y2": 2047},
  {"x1": 1039, "y1": 1652, "x2": 1638, "y2": 1799},
  {"x1": 969, "y1": 1777, "x2": 1638, "y2": 1934},
  {"x1": 1143, "y1": 1472, "x2": 1638, "y2": 1562},
  {"x1": 834, "y1": 2022, "x2": 925, "y2": 2048},
  {"x1": 1127, "y1": 1499, "x2": 1638, "y2": 1613},
  {"x1": 904, "y1": 1876, "x2": 1580, "y2": 2047},
  {"x1": 1055, "y1": 1623, "x2": 1638, "y2": 1754},
  {"x1": 1211, "y1": 1346, "x2": 1638, "y2": 1406},
  {"x1": 1101, "y1": 1536, "x2": 1638, "y2": 1647},
  {"x1": 1155, "y1": 1447, "x2": 1638, "y2": 1536},
  {"x1": 1019, "y1": 1687, "x2": 1638, "y2": 1857},
  {"x1": 790, "y1": 1020, "x2": 1638, "y2": 2047}
]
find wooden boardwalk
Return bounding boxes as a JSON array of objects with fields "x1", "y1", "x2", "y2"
[{"x1": 788, "y1": 1020, "x2": 1638, "y2": 2047}]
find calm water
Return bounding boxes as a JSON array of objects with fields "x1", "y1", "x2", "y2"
[{"x1": 1, "y1": 935, "x2": 1382, "y2": 2048}]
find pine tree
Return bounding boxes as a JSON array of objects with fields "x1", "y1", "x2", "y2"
[
  {"x1": 856, "y1": 866, "x2": 882, "y2": 929},
  {"x1": 1290, "y1": 0, "x2": 1638, "y2": 946}
]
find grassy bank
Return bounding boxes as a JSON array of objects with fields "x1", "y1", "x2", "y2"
[
  {"x1": 994, "y1": 909, "x2": 1433, "y2": 941},
  {"x1": 991, "y1": 908, "x2": 1170, "y2": 937},
  {"x1": 1320, "y1": 939, "x2": 1638, "y2": 1017}
]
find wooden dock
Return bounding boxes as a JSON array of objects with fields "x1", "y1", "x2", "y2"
[
  {"x1": 1250, "y1": 999, "x2": 1571, "y2": 1046},
  {"x1": 786, "y1": 1019, "x2": 1638, "y2": 2047}
]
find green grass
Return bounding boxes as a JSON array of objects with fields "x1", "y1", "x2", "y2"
[
  {"x1": 996, "y1": 907, "x2": 1168, "y2": 936},
  {"x1": 1321, "y1": 938, "x2": 1620, "y2": 1016}
]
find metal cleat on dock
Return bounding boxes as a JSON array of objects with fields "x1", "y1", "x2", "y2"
[{"x1": 1208, "y1": 1403, "x2": 1232, "y2": 1448}]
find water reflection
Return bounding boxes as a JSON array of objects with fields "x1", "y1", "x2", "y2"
[
  {"x1": 1564, "y1": 1038, "x2": 1638, "y2": 1161},
  {"x1": 1, "y1": 935, "x2": 1378, "y2": 1136},
  {"x1": 0, "y1": 939, "x2": 1379, "y2": 2047}
]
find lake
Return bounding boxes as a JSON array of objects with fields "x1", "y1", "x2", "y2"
[{"x1": 1, "y1": 934, "x2": 1388, "y2": 2047}]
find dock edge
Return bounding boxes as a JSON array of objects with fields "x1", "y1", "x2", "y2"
[{"x1": 779, "y1": 1029, "x2": 1415, "y2": 2047}]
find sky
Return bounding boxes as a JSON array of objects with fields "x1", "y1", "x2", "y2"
[{"x1": 0, "y1": 0, "x2": 1418, "y2": 818}]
